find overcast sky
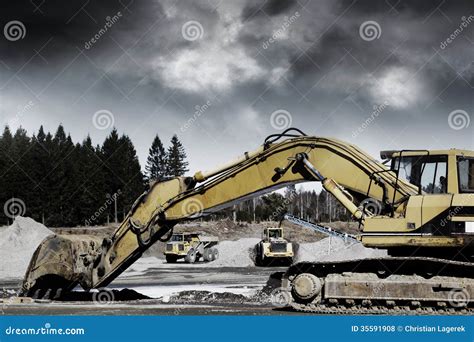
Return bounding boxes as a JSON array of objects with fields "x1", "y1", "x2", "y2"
[{"x1": 0, "y1": 0, "x2": 473, "y2": 176}]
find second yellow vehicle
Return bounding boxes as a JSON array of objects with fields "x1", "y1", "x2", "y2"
[
  {"x1": 164, "y1": 233, "x2": 219, "y2": 263},
  {"x1": 255, "y1": 227, "x2": 294, "y2": 266}
]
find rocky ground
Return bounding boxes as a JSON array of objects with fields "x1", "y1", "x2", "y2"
[{"x1": 0, "y1": 216, "x2": 385, "y2": 315}]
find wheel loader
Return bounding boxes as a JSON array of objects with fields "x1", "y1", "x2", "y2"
[
  {"x1": 164, "y1": 233, "x2": 218, "y2": 263},
  {"x1": 255, "y1": 227, "x2": 293, "y2": 266},
  {"x1": 21, "y1": 128, "x2": 474, "y2": 313}
]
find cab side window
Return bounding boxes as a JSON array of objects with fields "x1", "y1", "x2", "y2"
[
  {"x1": 458, "y1": 158, "x2": 474, "y2": 193},
  {"x1": 420, "y1": 159, "x2": 447, "y2": 194}
]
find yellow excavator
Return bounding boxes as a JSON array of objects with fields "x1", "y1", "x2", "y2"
[{"x1": 21, "y1": 128, "x2": 474, "y2": 312}]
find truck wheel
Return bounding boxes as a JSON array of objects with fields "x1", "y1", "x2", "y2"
[
  {"x1": 166, "y1": 255, "x2": 178, "y2": 263},
  {"x1": 255, "y1": 244, "x2": 261, "y2": 266},
  {"x1": 255, "y1": 243, "x2": 266, "y2": 266},
  {"x1": 185, "y1": 249, "x2": 196, "y2": 263},
  {"x1": 203, "y1": 248, "x2": 213, "y2": 262},
  {"x1": 211, "y1": 248, "x2": 219, "y2": 260}
]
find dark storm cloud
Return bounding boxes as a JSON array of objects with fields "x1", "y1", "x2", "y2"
[
  {"x1": 242, "y1": 0, "x2": 298, "y2": 20},
  {"x1": 1, "y1": 0, "x2": 473, "y2": 174},
  {"x1": 0, "y1": 0, "x2": 158, "y2": 65}
]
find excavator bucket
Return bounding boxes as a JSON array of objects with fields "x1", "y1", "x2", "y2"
[{"x1": 21, "y1": 234, "x2": 103, "y2": 298}]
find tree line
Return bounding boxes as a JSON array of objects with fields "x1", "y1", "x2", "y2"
[
  {"x1": 0, "y1": 125, "x2": 189, "y2": 226},
  {"x1": 0, "y1": 125, "x2": 348, "y2": 227},
  {"x1": 217, "y1": 186, "x2": 350, "y2": 224}
]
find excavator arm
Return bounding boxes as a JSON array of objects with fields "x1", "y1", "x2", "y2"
[{"x1": 21, "y1": 129, "x2": 419, "y2": 296}]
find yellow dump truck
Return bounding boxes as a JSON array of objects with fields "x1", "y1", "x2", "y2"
[
  {"x1": 255, "y1": 227, "x2": 294, "y2": 266},
  {"x1": 164, "y1": 233, "x2": 219, "y2": 263}
]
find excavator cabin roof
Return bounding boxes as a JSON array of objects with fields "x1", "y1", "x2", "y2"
[{"x1": 381, "y1": 149, "x2": 474, "y2": 160}]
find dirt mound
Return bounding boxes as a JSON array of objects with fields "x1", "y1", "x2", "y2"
[
  {"x1": 296, "y1": 237, "x2": 386, "y2": 262},
  {"x1": 0, "y1": 217, "x2": 54, "y2": 280},
  {"x1": 209, "y1": 238, "x2": 260, "y2": 267}
]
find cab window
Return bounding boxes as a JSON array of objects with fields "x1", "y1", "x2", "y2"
[
  {"x1": 171, "y1": 234, "x2": 183, "y2": 242},
  {"x1": 268, "y1": 229, "x2": 282, "y2": 238},
  {"x1": 458, "y1": 157, "x2": 474, "y2": 193},
  {"x1": 393, "y1": 155, "x2": 447, "y2": 194}
]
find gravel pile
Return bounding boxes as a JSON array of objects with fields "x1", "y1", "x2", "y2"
[
  {"x1": 296, "y1": 237, "x2": 386, "y2": 262},
  {"x1": 0, "y1": 216, "x2": 54, "y2": 280},
  {"x1": 207, "y1": 238, "x2": 260, "y2": 267}
]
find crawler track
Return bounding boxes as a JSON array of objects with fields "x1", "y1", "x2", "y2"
[{"x1": 284, "y1": 257, "x2": 474, "y2": 314}]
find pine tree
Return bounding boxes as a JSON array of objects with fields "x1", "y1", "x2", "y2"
[
  {"x1": 166, "y1": 135, "x2": 189, "y2": 176},
  {"x1": 145, "y1": 135, "x2": 167, "y2": 181},
  {"x1": 118, "y1": 134, "x2": 145, "y2": 218},
  {"x1": 101, "y1": 129, "x2": 144, "y2": 222},
  {"x1": 75, "y1": 136, "x2": 107, "y2": 225},
  {"x1": 0, "y1": 126, "x2": 14, "y2": 224},
  {"x1": 46, "y1": 125, "x2": 77, "y2": 226}
]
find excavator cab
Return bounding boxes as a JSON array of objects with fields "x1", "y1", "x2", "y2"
[{"x1": 363, "y1": 149, "x2": 474, "y2": 257}]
